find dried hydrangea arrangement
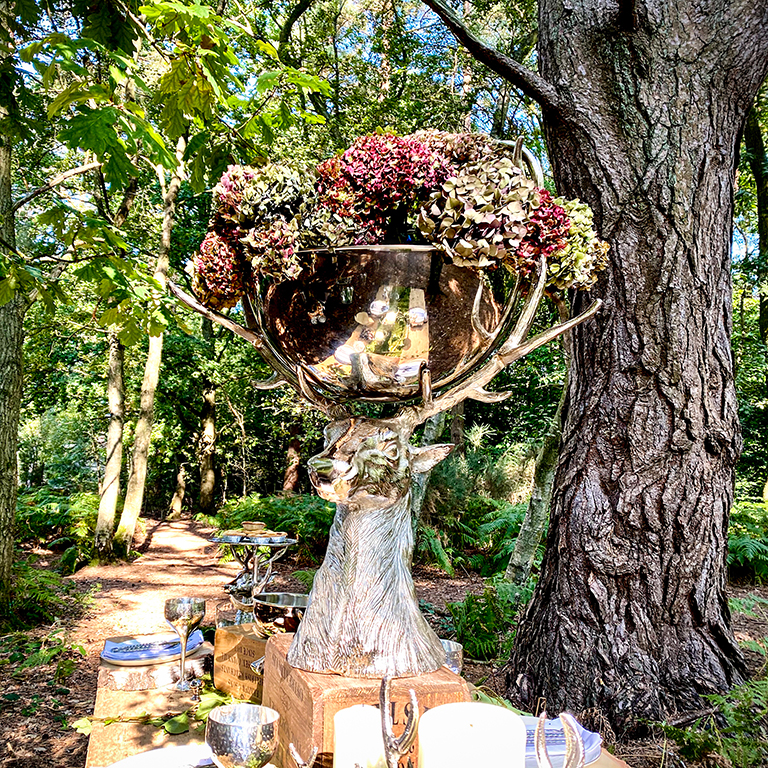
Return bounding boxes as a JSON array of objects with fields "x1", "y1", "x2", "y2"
[{"x1": 190, "y1": 131, "x2": 609, "y2": 307}]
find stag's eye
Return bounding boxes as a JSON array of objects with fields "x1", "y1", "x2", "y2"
[{"x1": 381, "y1": 442, "x2": 399, "y2": 460}]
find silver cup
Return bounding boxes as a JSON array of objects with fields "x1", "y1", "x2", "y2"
[
  {"x1": 440, "y1": 639, "x2": 464, "y2": 675},
  {"x1": 206, "y1": 703, "x2": 279, "y2": 768}
]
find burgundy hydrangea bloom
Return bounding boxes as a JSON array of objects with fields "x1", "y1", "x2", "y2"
[
  {"x1": 515, "y1": 190, "x2": 571, "y2": 270},
  {"x1": 316, "y1": 133, "x2": 451, "y2": 241},
  {"x1": 192, "y1": 230, "x2": 246, "y2": 309}
]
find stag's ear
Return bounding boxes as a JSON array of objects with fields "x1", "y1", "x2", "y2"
[
  {"x1": 410, "y1": 443, "x2": 454, "y2": 474},
  {"x1": 324, "y1": 419, "x2": 352, "y2": 448}
]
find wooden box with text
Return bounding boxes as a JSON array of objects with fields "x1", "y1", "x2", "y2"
[
  {"x1": 213, "y1": 623, "x2": 269, "y2": 702},
  {"x1": 262, "y1": 632, "x2": 471, "y2": 768}
]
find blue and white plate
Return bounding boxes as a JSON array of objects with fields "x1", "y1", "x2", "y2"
[
  {"x1": 100, "y1": 630, "x2": 204, "y2": 667},
  {"x1": 522, "y1": 715, "x2": 603, "y2": 767}
]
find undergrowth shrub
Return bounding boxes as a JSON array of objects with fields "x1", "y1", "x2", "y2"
[
  {"x1": 417, "y1": 499, "x2": 528, "y2": 576},
  {"x1": 0, "y1": 560, "x2": 83, "y2": 631},
  {"x1": 729, "y1": 499, "x2": 768, "y2": 581},
  {"x1": 416, "y1": 424, "x2": 536, "y2": 576},
  {"x1": 15, "y1": 489, "x2": 100, "y2": 573},
  {"x1": 448, "y1": 576, "x2": 536, "y2": 661},
  {"x1": 660, "y1": 639, "x2": 768, "y2": 766},
  {"x1": 0, "y1": 625, "x2": 86, "y2": 681},
  {"x1": 204, "y1": 494, "x2": 336, "y2": 564}
]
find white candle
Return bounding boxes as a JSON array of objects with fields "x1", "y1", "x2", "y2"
[
  {"x1": 333, "y1": 704, "x2": 387, "y2": 768},
  {"x1": 417, "y1": 702, "x2": 527, "y2": 768}
]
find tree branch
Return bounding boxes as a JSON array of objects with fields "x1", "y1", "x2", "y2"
[
  {"x1": 420, "y1": 0, "x2": 572, "y2": 122},
  {"x1": 12, "y1": 161, "x2": 101, "y2": 213},
  {"x1": 278, "y1": 0, "x2": 316, "y2": 67}
]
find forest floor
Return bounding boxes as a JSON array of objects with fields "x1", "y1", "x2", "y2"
[{"x1": 0, "y1": 517, "x2": 766, "y2": 768}]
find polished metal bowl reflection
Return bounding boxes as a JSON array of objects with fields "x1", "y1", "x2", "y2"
[
  {"x1": 244, "y1": 245, "x2": 516, "y2": 403},
  {"x1": 205, "y1": 704, "x2": 279, "y2": 768},
  {"x1": 252, "y1": 592, "x2": 308, "y2": 632}
]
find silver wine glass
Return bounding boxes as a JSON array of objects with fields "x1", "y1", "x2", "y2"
[
  {"x1": 206, "y1": 703, "x2": 280, "y2": 768},
  {"x1": 164, "y1": 596, "x2": 206, "y2": 691}
]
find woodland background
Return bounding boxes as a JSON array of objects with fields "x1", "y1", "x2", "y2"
[{"x1": 1, "y1": 0, "x2": 768, "y2": 763}]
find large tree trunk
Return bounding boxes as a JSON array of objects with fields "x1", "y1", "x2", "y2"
[
  {"x1": 507, "y1": 1, "x2": 768, "y2": 731},
  {"x1": 115, "y1": 141, "x2": 185, "y2": 551},
  {"x1": 94, "y1": 331, "x2": 125, "y2": 558}
]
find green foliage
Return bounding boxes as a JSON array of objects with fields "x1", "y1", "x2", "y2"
[
  {"x1": 416, "y1": 426, "x2": 535, "y2": 575},
  {"x1": 71, "y1": 675, "x2": 236, "y2": 736},
  {"x1": 204, "y1": 493, "x2": 336, "y2": 563},
  {"x1": 16, "y1": 489, "x2": 101, "y2": 573},
  {"x1": 0, "y1": 626, "x2": 86, "y2": 680},
  {"x1": 292, "y1": 569, "x2": 317, "y2": 591},
  {"x1": 0, "y1": 561, "x2": 83, "y2": 631},
  {"x1": 729, "y1": 500, "x2": 768, "y2": 581},
  {"x1": 729, "y1": 593, "x2": 768, "y2": 619},
  {"x1": 448, "y1": 577, "x2": 534, "y2": 661},
  {"x1": 660, "y1": 675, "x2": 768, "y2": 766}
]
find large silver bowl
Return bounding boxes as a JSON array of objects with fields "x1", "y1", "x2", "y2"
[{"x1": 243, "y1": 245, "x2": 516, "y2": 403}]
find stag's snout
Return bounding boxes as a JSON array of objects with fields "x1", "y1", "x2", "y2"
[{"x1": 308, "y1": 455, "x2": 359, "y2": 500}]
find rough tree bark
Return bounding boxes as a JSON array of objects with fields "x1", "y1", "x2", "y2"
[
  {"x1": 424, "y1": 0, "x2": 768, "y2": 732},
  {"x1": 198, "y1": 318, "x2": 217, "y2": 514},
  {"x1": 115, "y1": 140, "x2": 185, "y2": 551},
  {"x1": 94, "y1": 332, "x2": 125, "y2": 558}
]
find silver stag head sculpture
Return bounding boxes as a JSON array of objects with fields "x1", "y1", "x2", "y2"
[
  {"x1": 288, "y1": 418, "x2": 452, "y2": 677},
  {"x1": 169, "y1": 250, "x2": 601, "y2": 678}
]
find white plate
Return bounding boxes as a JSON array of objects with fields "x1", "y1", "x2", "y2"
[
  {"x1": 100, "y1": 630, "x2": 204, "y2": 666},
  {"x1": 101, "y1": 743, "x2": 213, "y2": 768}
]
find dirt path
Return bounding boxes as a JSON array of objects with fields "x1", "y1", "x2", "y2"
[{"x1": 0, "y1": 519, "x2": 247, "y2": 768}]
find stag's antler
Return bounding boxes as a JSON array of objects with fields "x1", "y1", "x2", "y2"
[
  {"x1": 169, "y1": 280, "x2": 350, "y2": 417},
  {"x1": 397, "y1": 257, "x2": 601, "y2": 431}
]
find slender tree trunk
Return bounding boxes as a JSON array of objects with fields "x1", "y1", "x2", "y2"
[
  {"x1": 449, "y1": 401, "x2": 465, "y2": 456},
  {"x1": 282, "y1": 422, "x2": 302, "y2": 494},
  {"x1": 507, "y1": 0, "x2": 768, "y2": 731},
  {"x1": 224, "y1": 390, "x2": 249, "y2": 497},
  {"x1": 504, "y1": 384, "x2": 565, "y2": 584},
  {"x1": 410, "y1": 411, "x2": 447, "y2": 527},
  {"x1": 744, "y1": 104, "x2": 768, "y2": 395},
  {"x1": 0, "y1": 136, "x2": 28, "y2": 608},
  {"x1": 198, "y1": 317, "x2": 217, "y2": 514},
  {"x1": 115, "y1": 140, "x2": 185, "y2": 551},
  {"x1": 94, "y1": 332, "x2": 125, "y2": 558},
  {"x1": 743, "y1": 103, "x2": 768, "y2": 503},
  {"x1": 167, "y1": 463, "x2": 186, "y2": 520}
]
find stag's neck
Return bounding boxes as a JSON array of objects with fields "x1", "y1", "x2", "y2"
[{"x1": 340, "y1": 489, "x2": 412, "y2": 521}]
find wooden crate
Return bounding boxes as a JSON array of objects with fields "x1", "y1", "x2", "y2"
[
  {"x1": 213, "y1": 623, "x2": 270, "y2": 702},
  {"x1": 262, "y1": 633, "x2": 471, "y2": 768}
]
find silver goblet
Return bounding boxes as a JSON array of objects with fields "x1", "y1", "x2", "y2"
[
  {"x1": 206, "y1": 704, "x2": 280, "y2": 768},
  {"x1": 164, "y1": 597, "x2": 206, "y2": 692}
]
